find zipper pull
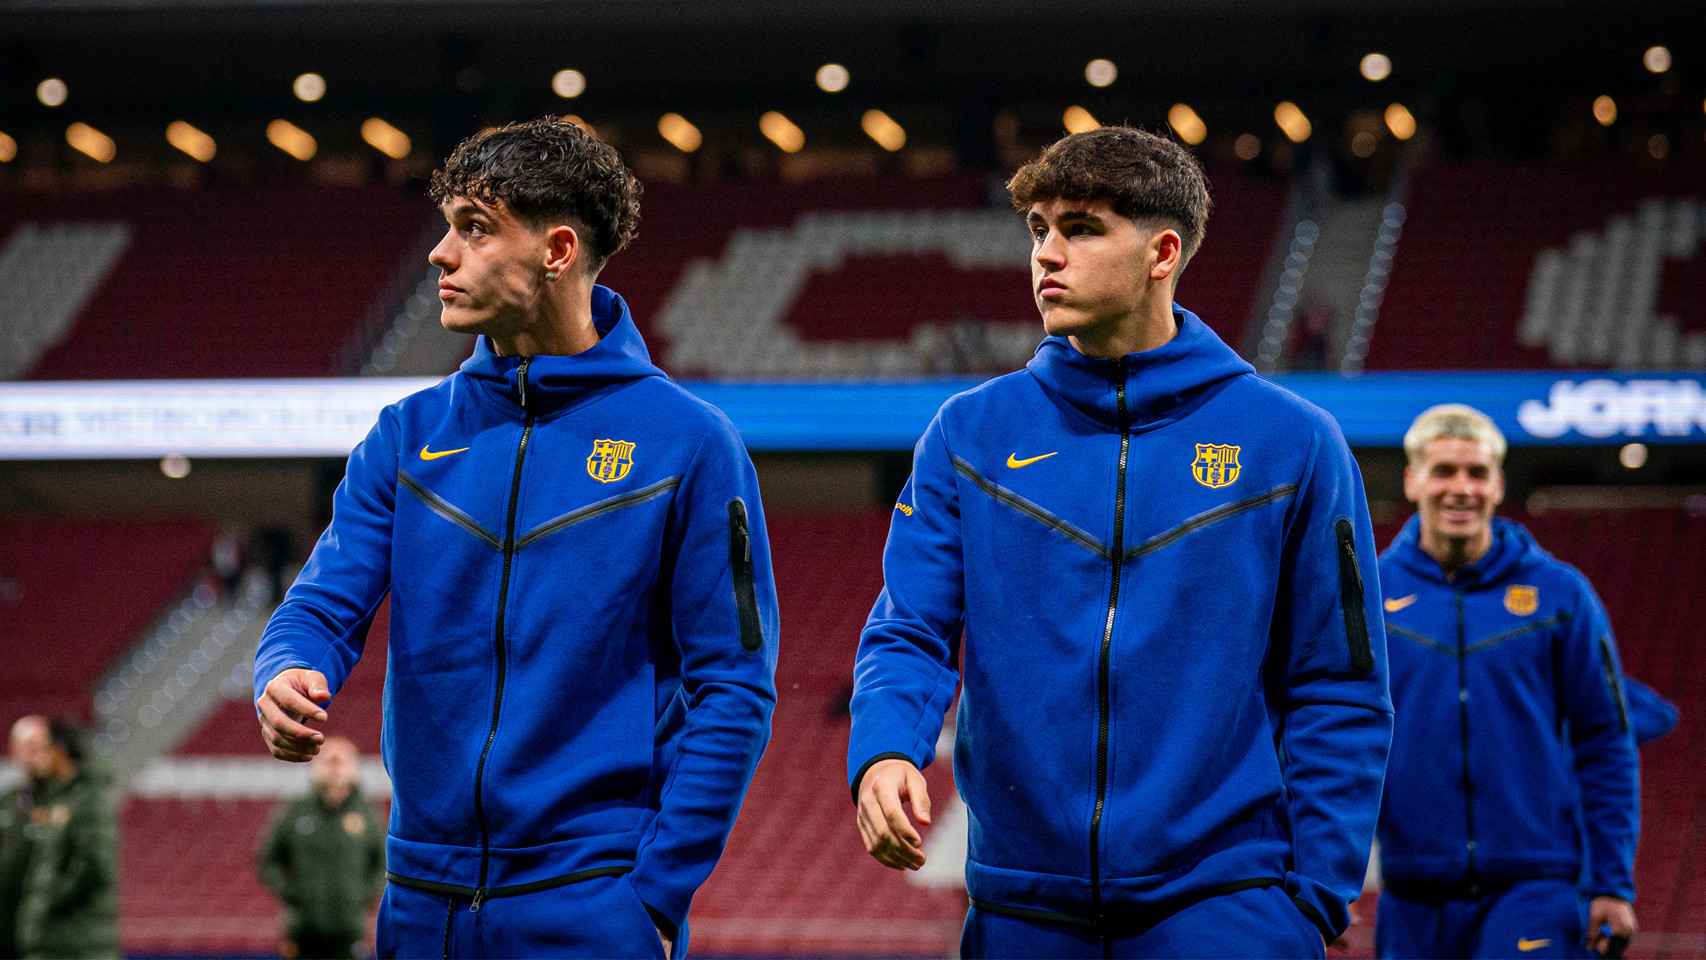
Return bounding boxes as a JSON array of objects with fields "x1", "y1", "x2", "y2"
[
  {"x1": 516, "y1": 357, "x2": 531, "y2": 412},
  {"x1": 469, "y1": 888, "x2": 485, "y2": 913}
]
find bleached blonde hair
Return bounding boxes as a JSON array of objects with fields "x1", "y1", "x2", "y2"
[{"x1": 1403, "y1": 404, "x2": 1507, "y2": 466}]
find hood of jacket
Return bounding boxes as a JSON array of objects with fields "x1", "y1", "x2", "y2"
[
  {"x1": 1025, "y1": 302, "x2": 1255, "y2": 430},
  {"x1": 459, "y1": 284, "x2": 666, "y2": 417}
]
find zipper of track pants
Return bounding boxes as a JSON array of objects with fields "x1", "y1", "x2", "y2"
[
  {"x1": 1087, "y1": 377, "x2": 1129, "y2": 918},
  {"x1": 471, "y1": 357, "x2": 533, "y2": 911}
]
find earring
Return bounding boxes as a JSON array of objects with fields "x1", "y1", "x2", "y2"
[{"x1": 544, "y1": 270, "x2": 558, "y2": 282}]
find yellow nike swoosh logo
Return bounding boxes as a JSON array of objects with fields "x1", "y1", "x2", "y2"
[
  {"x1": 1384, "y1": 594, "x2": 1418, "y2": 613},
  {"x1": 1006, "y1": 451, "x2": 1059, "y2": 469},
  {"x1": 419, "y1": 444, "x2": 470, "y2": 461},
  {"x1": 1517, "y1": 938, "x2": 1552, "y2": 952}
]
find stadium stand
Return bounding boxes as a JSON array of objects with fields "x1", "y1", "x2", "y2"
[
  {"x1": 0, "y1": 222, "x2": 132, "y2": 378},
  {"x1": 11, "y1": 188, "x2": 428, "y2": 380},
  {"x1": 1367, "y1": 163, "x2": 1705, "y2": 371},
  {"x1": 0, "y1": 517, "x2": 215, "y2": 723},
  {"x1": 611, "y1": 169, "x2": 1285, "y2": 379}
]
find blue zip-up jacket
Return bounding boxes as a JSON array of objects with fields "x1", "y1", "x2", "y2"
[
  {"x1": 1376, "y1": 516, "x2": 1638, "y2": 902},
  {"x1": 253, "y1": 285, "x2": 779, "y2": 935},
  {"x1": 848, "y1": 305, "x2": 1393, "y2": 939}
]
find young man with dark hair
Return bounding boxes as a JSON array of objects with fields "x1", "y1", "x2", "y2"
[
  {"x1": 848, "y1": 126, "x2": 1393, "y2": 957},
  {"x1": 1375, "y1": 404, "x2": 1638, "y2": 959},
  {"x1": 254, "y1": 117, "x2": 779, "y2": 958}
]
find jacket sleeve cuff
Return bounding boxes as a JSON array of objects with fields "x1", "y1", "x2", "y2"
[
  {"x1": 1286, "y1": 872, "x2": 1349, "y2": 940},
  {"x1": 848, "y1": 752, "x2": 918, "y2": 805},
  {"x1": 626, "y1": 870, "x2": 685, "y2": 939}
]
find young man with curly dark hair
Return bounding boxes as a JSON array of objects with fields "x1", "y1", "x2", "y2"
[
  {"x1": 254, "y1": 117, "x2": 778, "y2": 958},
  {"x1": 848, "y1": 126, "x2": 1393, "y2": 957}
]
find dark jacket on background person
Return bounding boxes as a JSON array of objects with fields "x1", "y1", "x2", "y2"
[
  {"x1": 1377, "y1": 516, "x2": 1639, "y2": 902},
  {"x1": 259, "y1": 787, "x2": 386, "y2": 948},
  {"x1": 13, "y1": 767, "x2": 119, "y2": 959},
  {"x1": 0, "y1": 784, "x2": 31, "y2": 958},
  {"x1": 848, "y1": 305, "x2": 1394, "y2": 940}
]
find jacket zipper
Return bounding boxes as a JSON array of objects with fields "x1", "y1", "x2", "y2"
[
  {"x1": 1087, "y1": 376, "x2": 1129, "y2": 918},
  {"x1": 1454, "y1": 591, "x2": 1479, "y2": 883},
  {"x1": 471, "y1": 356, "x2": 533, "y2": 911}
]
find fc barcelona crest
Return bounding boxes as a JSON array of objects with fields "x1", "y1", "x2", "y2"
[
  {"x1": 1504, "y1": 584, "x2": 1539, "y2": 616},
  {"x1": 586, "y1": 439, "x2": 636, "y2": 484},
  {"x1": 1191, "y1": 443, "x2": 1242, "y2": 489}
]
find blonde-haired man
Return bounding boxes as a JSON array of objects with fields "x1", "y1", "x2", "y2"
[{"x1": 1375, "y1": 404, "x2": 1639, "y2": 958}]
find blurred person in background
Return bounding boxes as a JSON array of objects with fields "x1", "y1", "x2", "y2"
[
  {"x1": 849, "y1": 127, "x2": 1392, "y2": 958},
  {"x1": 258, "y1": 736, "x2": 384, "y2": 960},
  {"x1": 252, "y1": 116, "x2": 778, "y2": 959},
  {"x1": 4, "y1": 717, "x2": 118, "y2": 960},
  {"x1": 1375, "y1": 404, "x2": 1639, "y2": 959}
]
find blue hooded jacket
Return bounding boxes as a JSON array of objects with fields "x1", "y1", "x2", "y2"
[
  {"x1": 1377, "y1": 516, "x2": 1638, "y2": 902},
  {"x1": 253, "y1": 286, "x2": 779, "y2": 934},
  {"x1": 848, "y1": 305, "x2": 1393, "y2": 939}
]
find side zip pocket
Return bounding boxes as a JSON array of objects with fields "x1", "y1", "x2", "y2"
[
  {"x1": 1334, "y1": 518, "x2": 1374, "y2": 676},
  {"x1": 728, "y1": 498, "x2": 763, "y2": 652}
]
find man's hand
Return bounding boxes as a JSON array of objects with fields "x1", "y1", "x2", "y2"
[
  {"x1": 855, "y1": 758, "x2": 932, "y2": 870},
  {"x1": 1586, "y1": 896, "x2": 1636, "y2": 956},
  {"x1": 256, "y1": 668, "x2": 331, "y2": 761}
]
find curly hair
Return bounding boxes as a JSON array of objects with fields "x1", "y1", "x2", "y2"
[
  {"x1": 430, "y1": 117, "x2": 642, "y2": 270},
  {"x1": 1008, "y1": 126, "x2": 1211, "y2": 266}
]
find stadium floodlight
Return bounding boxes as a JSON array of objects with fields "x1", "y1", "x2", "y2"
[
  {"x1": 760, "y1": 111, "x2": 805, "y2": 153},
  {"x1": 266, "y1": 119, "x2": 317, "y2": 161},
  {"x1": 36, "y1": 77, "x2": 68, "y2": 107},
  {"x1": 861, "y1": 110, "x2": 906, "y2": 151},
  {"x1": 1384, "y1": 103, "x2": 1417, "y2": 140},
  {"x1": 65, "y1": 122, "x2": 116, "y2": 163},
  {"x1": 551, "y1": 69, "x2": 586, "y2": 99},
  {"x1": 293, "y1": 72, "x2": 326, "y2": 103},
  {"x1": 1062, "y1": 105, "x2": 1100, "y2": 134},
  {"x1": 160, "y1": 454, "x2": 191, "y2": 479},
  {"x1": 361, "y1": 117, "x2": 411, "y2": 159},
  {"x1": 1084, "y1": 59, "x2": 1117, "y2": 88},
  {"x1": 657, "y1": 113, "x2": 702, "y2": 153},
  {"x1": 1273, "y1": 101, "x2": 1312, "y2": 143},
  {"x1": 1592, "y1": 95, "x2": 1616, "y2": 126},
  {"x1": 1167, "y1": 103, "x2": 1207, "y2": 145},
  {"x1": 816, "y1": 63, "x2": 850, "y2": 93},
  {"x1": 1359, "y1": 52, "x2": 1392, "y2": 82},
  {"x1": 0, "y1": 131, "x2": 15, "y2": 163},
  {"x1": 165, "y1": 121, "x2": 216, "y2": 162},
  {"x1": 1619, "y1": 443, "x2": 1647, "y2": 469},
  {"x1": 1643, "y1": 45, "x2": 1671, "y2": 75},
  {"x1": 1234, "y1": 133, "x2": 1261, "y2": 160}
]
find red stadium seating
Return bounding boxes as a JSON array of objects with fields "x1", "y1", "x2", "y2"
[
  {"x1": 601, "y1": 170, "x2": 1285, "y2": 376},
  {"x1": 1368, "y1": 162, "x2": 1702, "y2": 370},
  {"x1": 0, "y1": 517, "x2": 215, "y2": 724},
  {"x1": 18, "y1": 188, "x2": 427, "y2": 380}
]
